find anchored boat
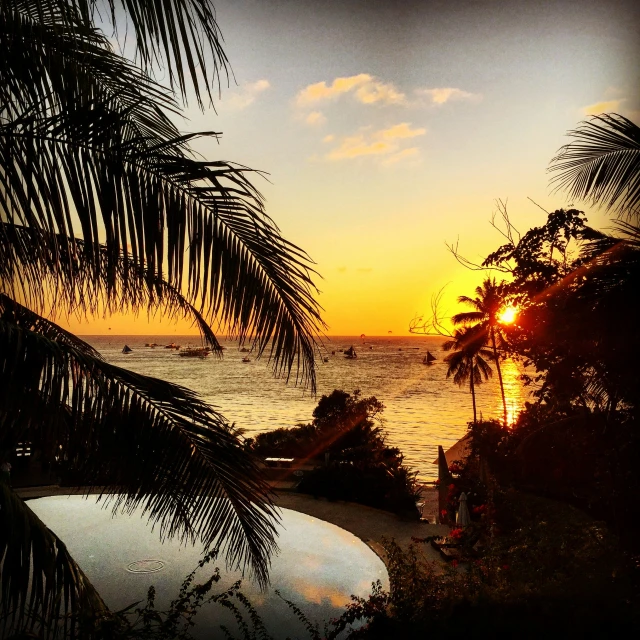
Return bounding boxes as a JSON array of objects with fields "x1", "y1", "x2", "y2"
[
  {"x1": 423, "y1": 350, "x2": 437, "y2": 365},
  {"x1": 179, "y1": 347, "x2": 211, "y2": 359}
]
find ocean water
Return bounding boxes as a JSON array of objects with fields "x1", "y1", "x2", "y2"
[{"x1": 85, "y1": 335, "x2": 529, "y2": 482}]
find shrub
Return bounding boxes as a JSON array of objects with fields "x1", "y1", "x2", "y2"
[{"x1": 251, "y1": 390, "x2": 420, "y2": 517}]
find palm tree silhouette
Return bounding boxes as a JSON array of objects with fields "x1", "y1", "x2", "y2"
[
  {"x1": 452, "y1": 278, "x2": 508, "y2": 426},
  {"x1": 443, "y1": 325, "x2": 495, "y2": 424},
  {"x1": 550, "y1": 113, "x2": 640, "y2": 219},
  {"x1": 0, "y1": 0, "x2": 323, "y2": 633}
]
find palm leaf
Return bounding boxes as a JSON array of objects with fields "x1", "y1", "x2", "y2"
[
  {"x1": 6, "y1": 0, "x2": 231, "y2": 108},
  {"x1": 0, "y1": 230, "x2": 222, "y2": 350},
  {"x1": 0, "y1": 293, "x2": 102, "y2": 358},
  {"x1": 456, "y1": 295, "x2": 484, "y2": 313},
  {"x1": 474, "y1": 353, "x2": 494, "y2": 381},
  {"x1": 0, "y1": 101, "x2": 324, "y2": 388},
  {"x1": 451, "y1": 311, "x2": 485, "y2": 326},
  {"x1": 0, "y1": 316, "x2": 280, "y2": 588},
  {"x1": 549, "y1": 113, "x2": 640, "y2": 218},
  {"x1": 0, "y1": 481, "x2": 106, "y2": 639}
]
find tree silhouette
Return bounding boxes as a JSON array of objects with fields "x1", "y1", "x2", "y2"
[
  {"x1": 0, "y1": 0, "x2": 324, "y2": 634},
  {"x1": 443, "y1": 326, "x2": 494, "y2": 424},
  {"x1": 452, "y1": 278, "x2": 508, "y2": 426},
  {"x1": 550, "y1": 113, "x2": 640, "y2": 219}
]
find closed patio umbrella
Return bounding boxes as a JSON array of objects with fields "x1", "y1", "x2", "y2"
[{"x1": 456, "y1": 492, "x2": 471, "y2": 527}]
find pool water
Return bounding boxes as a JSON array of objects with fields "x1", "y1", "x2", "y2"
[{"x1": 28, "y1": 495, "x2": 388, "y2": 638}]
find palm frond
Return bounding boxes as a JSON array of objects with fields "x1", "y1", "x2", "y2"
[
  {"x1": 0, "y1": 481, "x2": 106, "y2": 638},
  {"x1": 0, "y1": 2, "x2": 183, "y2": 131},
  {"x1": 0, "y1": 316, "x2": 280, "y2": 588},
  {"x1": 474, "y1": 354, "x2": 493, "y2": 381},
  {"x1": 451, "y1": 311, "x2": 485, "y2": 326},
  {"x1": 0, "y1": 100, "x2": 324, "y2": 387},
  {"x1": 0, "y1": 293, "x2": 102, "y2": 358},
  {"x1": 7, "y1": 0, "x2": 231, "y2": 108},
  {"x1": 0, "y1": 229, "x2": 222, "y2": 349},
  {"x1": 456, "y1": 295, "x2": 483, "y2": 312},
  {"x1": 549, "y1": 113, "x2": 640, "y2": 218}
]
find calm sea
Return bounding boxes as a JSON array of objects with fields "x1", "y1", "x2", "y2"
[{"x1": 84, "y1": 335, "x2": 529, "y2": 482}]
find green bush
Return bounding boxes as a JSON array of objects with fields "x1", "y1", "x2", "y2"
[{"x1": 250, "y1": 390, "x2": 420, "y2": 517}]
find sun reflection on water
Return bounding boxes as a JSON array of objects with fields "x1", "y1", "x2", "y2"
[{"x1": 497, "y1": 358, "x2": 525, "y2": 427}]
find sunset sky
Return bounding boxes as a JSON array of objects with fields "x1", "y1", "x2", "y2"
[{"x1": 64, "y1": 0, "x2": 640, "y2": 337}]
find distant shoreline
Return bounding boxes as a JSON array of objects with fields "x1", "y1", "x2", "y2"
[{"x1": 76, "y1": 334, "x2": 450, "y2": 340}]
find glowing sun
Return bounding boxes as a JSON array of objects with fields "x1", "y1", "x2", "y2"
[{"x1": 499, "y1": 306, "x2": 518, "y2": 324}]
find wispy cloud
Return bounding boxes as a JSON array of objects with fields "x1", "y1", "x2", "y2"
[
  {"x1": 416, "y1": 87, "x2": 481, "y2": 105},
  {"x1": 355, "y1": 80, "x2": 405, "y2": 105},
  {"x1": 305, "y1": 111, "x2": 327, "y2": 126},
  {"x1": 323, "y1": 134, "x2": 335, "y2": 143},
  {"x1": 297, "y1": 74, "x2": 371, "y2": 105},
  {"x1": 296, "y1": 73, "x2": 405, "y2": 107},
  {"x1": 582, "y1": 99, "x2": 623, "y2": 115},
  {"x1": 325, "y1": 123, "x2": 426, "y2": 162},
  {"x1": 379, "y1": 122, "x2": 426, "y2": 140},
  {"x1": 327, "y1": 135, "x2": 394, "y2": 160},
  {"x1": 382, "y1": 147, "x2": 420, "y2": 166},
  {"x1": 222, "y1": 79, "x2": 270, "y2": 110}
]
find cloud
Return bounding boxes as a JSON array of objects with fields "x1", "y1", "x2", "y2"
[
  {"x1": 323, "y1": 134, "x2": 335, "y2": 143},
  {"x1": 326, "y1": 135, "x2": 394, "y2": 160},
  {"x1": 222, "y1": 79, "x2": 270, "y2": 110},
  {"x1": 382, "y1": 147, "x2": 420, "y2": 166},
  {"x1": 326, "y1": 123, "x2": 426, "y2": 162},
  {"x1": 355, "y1": 81, "x2": 406, "y2": 105},
  {"x1": 296, "y1": 73, "x2": 405, "y2": 107},
  {"x1": 416, "y1": 87, "x2": 481, "y2": 105},
  {"x1": 305, "y1": 111, "x2": 327, "y2": 126},
  {"x1": 379, "y1": 122, "x2": 426, "y2": 140},
  {"x1": 582, "y1": 99, "x2": 623, "y2": 115},
  {"x1": 296, "y1": 74, "x2": 371, "y2": 106},
  {"x1": 337, "y1": 266, "x2": 347, "y2": 273}
]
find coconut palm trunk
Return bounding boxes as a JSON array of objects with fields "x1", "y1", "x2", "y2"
[
  {"x1": 452, "y1": 278, "x2": 509, "y2": 426},
  {"x1": 444, "y1": 326, "x2": 493, "y2": 425},
  {"x1": 470, "y1": 359, "x2": 478, "y2": 424}
]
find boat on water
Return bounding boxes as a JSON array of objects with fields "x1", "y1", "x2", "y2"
[
  {"x1": 344, "y1": 346, "x2": 357, "y2": 359},
  {"x1": 242, "y1": 356, "x2": 251, "y2": 363},
  {"x1": 423, "y1": 350, "x2": 437, "y2": 365},
  {"x1": 179, "y1": 347, "x2": 211, "y2": 359},
  {"x1": 240, "y1": 347, "x2": 249, "y2": 353},
  {"x1": 122, "y1": 345, "x2": 132, "y2": 354},
  {"x1": 164, "y1": 343, "x2": 180, "y2": 350},
  {"x1": 323, "y1": 357, "x2": 329, "y2": 362}
]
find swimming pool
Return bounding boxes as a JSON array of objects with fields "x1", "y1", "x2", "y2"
[{"x1": 28, "y1": 495, "x2": 388, "y2": 638}]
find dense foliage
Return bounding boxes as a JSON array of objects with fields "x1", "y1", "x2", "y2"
[
  {"x1": 340, "y1": 490, "x2": 638, "y2": 638},
  {"x1": 250, "y1": 390, "x2": 421, "y2": 517},
  {"x1": 470, "y1": 205, "x2": 640, "y2": 545},
  {"x1": 0, "y1": 0, "x2": 323, "y2": 635}
]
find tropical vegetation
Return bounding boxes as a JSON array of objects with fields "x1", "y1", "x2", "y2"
[
  {"x1": 451, "y1": 278, "x2": 508, "y2": 426},
  {"x1": 441, "y1": 113, "x2": 640, "y2": 545},
  {"x1": 250, "y1": 390, "x2": 421, "y2": 517},
  {"x1": 0, "y1": 0, "x2": 323, "y2": 636},
  {"x1": 442, "y1": 326, "x2": 495, "y2": 425}
]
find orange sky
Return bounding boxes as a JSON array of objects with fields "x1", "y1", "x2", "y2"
[{"x1": 59, "y1": 0, "x2": 639, "y2": 337}]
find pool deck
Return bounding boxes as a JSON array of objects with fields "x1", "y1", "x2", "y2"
[
  {"x1": 273, "y1": 491, "x2": 449, "y2": 565},
  {"x1": 16, "y1": 484, "x2": 449, "y2": 567}
]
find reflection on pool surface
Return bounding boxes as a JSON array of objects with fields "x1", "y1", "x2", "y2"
[{"x1": 28, "y1": 496, "x2": 388, "y2": 638}]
